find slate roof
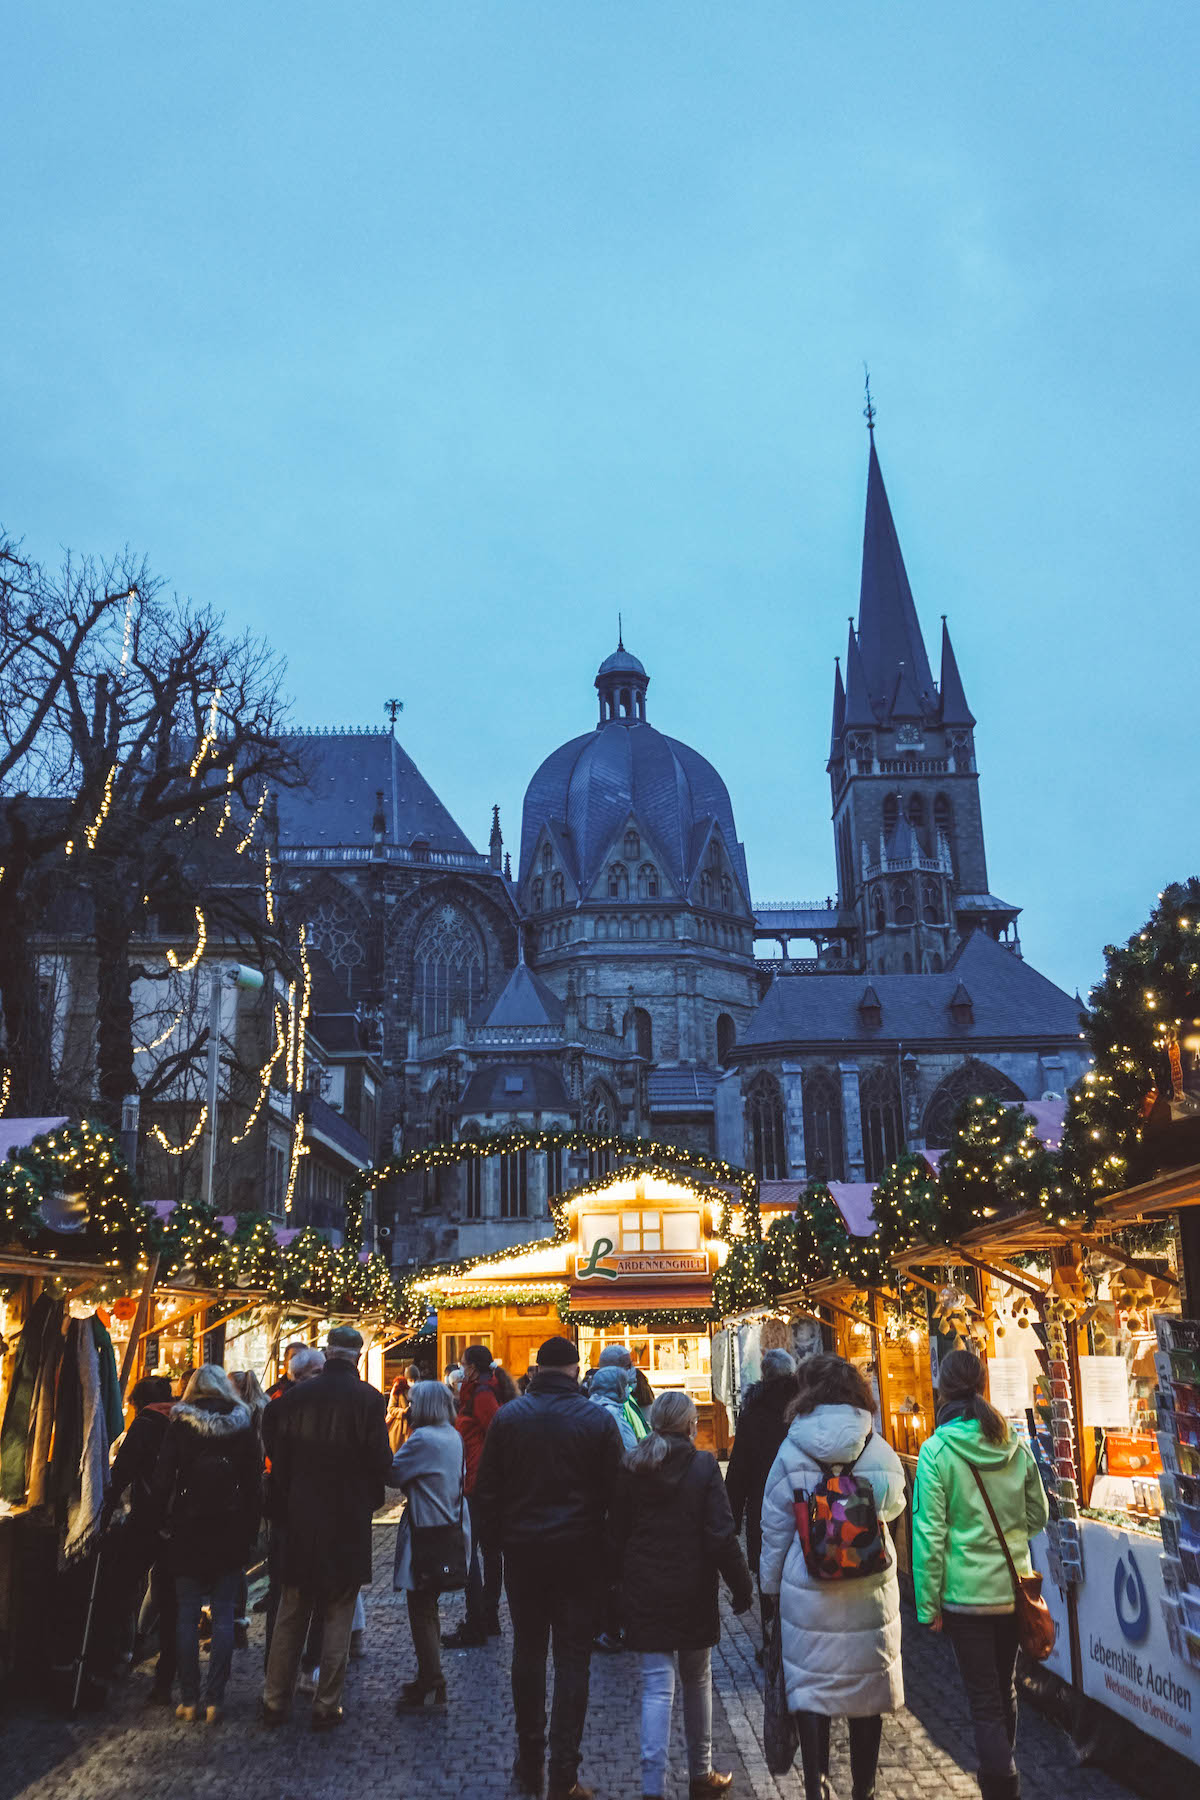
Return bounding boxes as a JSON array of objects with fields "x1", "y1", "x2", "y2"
[
  {"x1": 520, "y1": 719, "x2": 750, "y2": 898},
  {"x1": 646, "y1": 1068, "x2": 721, "y2": 1112},
  {"x1": 274, "y1": 731, "x2": 476, "y2": 854},
  {"x1": 938, "y1": 619, "x2": 975, "y2": 727},
  {"x1": 459, "y1": 1062, "x2": 571, "y2": 1113},
  {"x1": 736, "y1": 931, "x2": 1083, "y2": 1050},
  {"x1": 857, "y1": 439, "x2": 937, "y2": 718},
  {"x1": 478, "y1": 962, "x2": 565, "y2": 1030}
]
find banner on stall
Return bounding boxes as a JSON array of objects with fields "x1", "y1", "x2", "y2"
[
  {"x1": 1079, "y1": 1355, "x2": 1132, "y2": 1430},
  {"x1": 1077, "y1": 1520, "x2": 1199, "y2": 1763},
  {"x1": 1027, "y1": 1531, "x2": 1073, "y2": 1683}
]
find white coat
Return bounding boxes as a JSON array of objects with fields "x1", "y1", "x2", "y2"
[{"x1": 758, "y1": 1403, "x2": 907, "y2": 1718}]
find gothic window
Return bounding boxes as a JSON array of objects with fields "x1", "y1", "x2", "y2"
[
  {"x1": 803, "y1": 1066, "x2": 845, "y2": 1182},
  {"x1": 424, "y1": 1086, "x2": 452, "y2": 1206},
  {"x1": 720, "y1": 874, "x2": 733, "y2": 911},
  {"x1": 608, "y1": 863, "x2": 629, "y2": 900},
  {"x1": 637, "y1": 863, "x2": 659, "y2": 899},
  {"x1": 460, "y1": 1123, "x2": 483, "y2": 1220},
  {"x1": 921, "y1": 877, "x2": 943, "y2": 923},
  {"x1": 934, "y1": 793, "x2": 953, "y2": 861},
  {"x1": 746, "y1": 1072, "x2": 786, "y2": 1180},
  {"x1": 531, "y1": 878, "x2": 544, "y2": 911},
  {"x1": 883, "y1": 793, "x2": 899, "y2": 837},
  {"x1": 550, "y1": 872, "x2": 564, "y2": 908},
  {"x1": 871, "y1": 884, "x2": 886, "y2": 933},
  {"x1": 892, "y1": 880, "x2": 915, "y2": 926},
  {"x1": 699, "y1": 870, "x2": 714, "y2": 907},
  {"x1": 923, "y1": 1060, "x2": 1024, "y2": 1150},
  {"x1": 709, "y1": 839, "x2": 722, "y2": 871},
  {"x1": 907, "y1": 794, "x2": 925, "y2": 834},
  {"x1": 413, "y1": 905, "x2": 485, "y2": 1036},
  {"x1": 546, "y1": 1144, "x2": 565, "y2": 1202},
  {"x1": 542, "y1": 844, "x2": 553, "y2": 873},
  {"x1": 585, "y1": 1084, "x2": 617, "y2": 1177},
  {"x1": 716, "y1": 1013, "x2": 736, "y2": 1065},
  {"x1": 499, "y1": 1148, "x2": 529, "y2": 1219},
  {"x1": 860, "y1": 1064, "x2": 903, "y2": 1183},
  {"x1": 633, "y1": 1008, "x2": 653, "y2": 1060},
  {"x1": 308, "y1": 892, "x2": 366, "y2": 975},
  {"x1": 624, "y1": 829, "x2": 640, "y2": 861}
]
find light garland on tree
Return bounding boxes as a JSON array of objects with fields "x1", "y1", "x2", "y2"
[
  {"x1": 190, "y1": 688, "x2": 222, "y2": 779},
  {"x1": 150, "y1": 1107, "x2": 208, "y2": 1156},
  {"x1": 231, "y1": 1003, "x2": 286, "y2": 1143},
  {"x1": 213, "y1": 764, "x2": 236, "y2": 836},
  {"x1": 166, "y1": 904, "x2": 207, "y2": 973},
  {"x1": 0, "y1": 1066, "x2": 10, "y2": 1118},
  {"x1": 235, "y1": 785, "x2": 269, "y2": 854},
  {"x1": 283, "y1": 1113, "x2": 308, "y2": 1215},
  {"x1": 135, "y1": 1005, "x2": 186, "y2": 1055},
  {"x1": 65, "y1": 762, "x2": 118, "y2": 857}
]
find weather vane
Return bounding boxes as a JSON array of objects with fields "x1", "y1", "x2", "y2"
[
  {"x1": 385, "y1": 698, "x2": 404, "y2": 729},
  {"x1": 863, "y1": 364, "x2": 876, "y2": 435}
]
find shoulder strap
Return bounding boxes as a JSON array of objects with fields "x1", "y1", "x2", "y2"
[{"x1": 966, "y1": 1461, "x2": 1022, "y2": 1600}]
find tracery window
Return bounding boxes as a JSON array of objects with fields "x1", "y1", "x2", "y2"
[
  {"x1": 720, "y1": 874, "x2": 733, "y2": 911},
  {"x1": 585, "y1": 1085, "x2": 617, "y2": 1177},
  {"x1": 624, "y1": 830, "x2": 641, "y2": 861},
  {"x1": 891, "y1": 880, "x2": 915, "y2": 926},
  {"x1": 542, "y1": 844, "x2": 553, "y2": 873},
  {"x1": 871, "y1": 884, "x2": 887, "y2": 933},
  {"x1": 922, "y1": 1060, "x2": 1024, "y2": 1150},
  {"x1": 883, "y1": 793, "x2": 899, "y2": 837},
  {"x1": 608, "y1": 863, "x2": 629, "y2": 900},
  {"x1": 746, "y1": 1072, "x2": 786, "y2": 1180},
  {"x1": 637, "y1": 863, "x2": 659, "y2": 899},
  {"x1": 308, "y1": 893, "x2": 366, "y2": 974},
  {"x1": 906, "y1": 794, "x2": 925, "y2": 832},
  {"x1": 921, "y1": 877, "x2": 943, "y2": 923},
  {"x1": 531, "y1": 878, "x2": 544, "y2": 911},
  {"x1": 802, "y1": 1066, "x2": 845, "y2": 1182},
  {"x1": 413, "y1": 905, "x2": 485, "y2": 1036},
  {"x1": 550, "y1": 872, "x2": 564, "y2": 908},
  {"x1": 860, "y1": 1064, "x2": 903, "y2": 1182},
  {"x1": 499, "y1": 1149, "x2": 529, "y2": 1219},
  {"x1": 716, "y1": 1013, "x2": 736, "y2": 1065},
  {"x1": 699, "y1": 870, "x2": 714, "y2": 907},
  {"x1": 633, "y1": 1008, "x2": 653, "y2": 1060},
  {"x1": 461, "y1": 1124, "x2": 483, "y2": 1220}
]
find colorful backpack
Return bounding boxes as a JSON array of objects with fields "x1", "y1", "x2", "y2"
[{"x1": 792, "y1": 1431, "x2": 891, "y2": 1580}]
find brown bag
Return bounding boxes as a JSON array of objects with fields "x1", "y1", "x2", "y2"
[{"x1": 967, "y1": 1462, "x2": 1056, "y2": 1662}]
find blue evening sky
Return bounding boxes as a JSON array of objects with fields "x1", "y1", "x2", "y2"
[{"x1": 5, "y1": 4, "x2": 1196, "y2": 997}]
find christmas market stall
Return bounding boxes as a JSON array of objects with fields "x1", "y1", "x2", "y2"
[{"x1": 386, "y1": 1133, "x2": 765, "y2": 1455}]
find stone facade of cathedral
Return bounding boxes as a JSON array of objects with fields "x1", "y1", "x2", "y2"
[{"x1": 275, "y1": 435, "x2": 1090, "y2": 1268}]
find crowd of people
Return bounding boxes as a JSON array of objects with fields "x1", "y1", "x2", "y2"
[{"x1": 99, "y1": 1328, "x2": 1047, "y2": 1800}]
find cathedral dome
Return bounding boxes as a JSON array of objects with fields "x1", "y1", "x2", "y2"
[{"x1": 519, "y1": 642, "x2": 750, "y2": 899}]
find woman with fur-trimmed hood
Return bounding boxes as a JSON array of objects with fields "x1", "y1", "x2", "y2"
[{"x1": 152, "y1": 1364, "x2": 261, "y2": 1722}]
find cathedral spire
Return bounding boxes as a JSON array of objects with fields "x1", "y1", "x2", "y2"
[
  {"x1": 857, "y1": 437, "x2": 936, "y2": 718},
  {"x1": 843, "y1": 622, "x2": 875, "y2": 728},
  {"x1": 938, "y1": 617, "x2": 976, "y2": 727},
  {"x1": 489, "y1": 803, "x2": 504, "y2": 872},
  {"x1": 828, "y1": 656, "x2": 845, "y2": 763}
]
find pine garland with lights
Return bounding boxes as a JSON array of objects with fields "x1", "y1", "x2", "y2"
[
  {"x1": 938, "y1": 1094, "x2": 1063, "y2": 1231},
  {"x1": 1058, "y1": 877, "x2": 1200, "y2": 1203},
  {"x1": 712, "y1": 1235, "x2": 765, "y2": 1317},
  {"x1": 11, "y1": 1120, "x2": 151, "y2": 1266},
  {"x1": 760, "y1": 1210, "x2": 826, "y2": 1293}
]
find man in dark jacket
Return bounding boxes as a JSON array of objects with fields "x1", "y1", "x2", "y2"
[
  {"x1": 261, "y1": 1326, "x2": 392, "y2": 1729},
  {"x1": 106, "y1": 1374, "x2": 177, "y2": 1697},
  {"x1": 723, "y1": 1348, "x2": 798, "y2": 1644},
  {"x1": 474, "y1": 1336, "x2": 624, "y2": 1800}
]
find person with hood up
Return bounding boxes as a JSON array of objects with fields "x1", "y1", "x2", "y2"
[
  {"x1": 611, "y1": 1389, "x2": 753, "y2": 1800},
  {"x1": 723, "y1": 1348, "x2": 798, "y2": 1644},
  {"x1": 106, "y1": 1374, "x2": 177, "y2": 1700},
  {"x1": 588, "y1": 1362, "x2": 643, "y2": 1453},
  {"x1": 151, "y1": 1365, "x2": 262, "y2": 1724},
  {"x1": 911, "y1": 1350, "x2": 1049, "y2": 1800},
  {"x1": 759, "y1": 1354, "x2": 906, "y2": 1800},
  {"x1": 442, "y1": 1344, "x2": 505, "y2": 1648}
]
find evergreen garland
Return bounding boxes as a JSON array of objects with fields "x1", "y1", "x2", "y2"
[{"x1": 6, "y1": 1120, "x2": 152, "y2": 1266}]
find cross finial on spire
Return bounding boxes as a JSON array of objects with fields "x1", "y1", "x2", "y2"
[
  {"x1": 385, "y1": 697, "x2": 404, "y2": 729},
  {"x1": 617, "y1": 611, "x2": 624, "y2": 651},
  {"x1": 863, "y1": 364, "x2": 876, "y2": 435}
]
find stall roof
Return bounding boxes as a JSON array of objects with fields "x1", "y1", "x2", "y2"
[
  {"x1": 755, "y1": 1179, "x2": 875, "y2": 1237},
  {"x1": 0, "y1": 1116, "x2": 69, "y2": 1159},
  {"x1": 566, "y1": 1281, "x2": 712, "y2": 1314},
  {"x1": 1097, "y1": 1160, "x2": 1200, "y2": 1225}
]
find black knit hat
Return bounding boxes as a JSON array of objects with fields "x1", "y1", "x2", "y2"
[
  {"x1": 536, "y1": 1336, "x2": 580, "y2": 1368},
  {"x1": 463, "y1": 1344, "x2": 493, "y2": 1373}
]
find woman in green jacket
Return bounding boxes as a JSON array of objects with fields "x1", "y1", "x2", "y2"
[{"x1": 912, "y1": 1351, "x2": 1049, "y2": 1800}]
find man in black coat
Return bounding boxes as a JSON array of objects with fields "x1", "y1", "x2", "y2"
[
  {"x1": 260, "y1": 1326, "x2": 392, "y2": 1729},
  {"x1": 723, "y1": 1348, "x2": 798, "y2": 1642},
  {"x1": 474, "y1": 1336, "x2": 624, "y2": 1800}
]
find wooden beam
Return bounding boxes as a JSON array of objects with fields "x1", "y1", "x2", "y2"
[
  {"x1": 892, "y1": 1266, "x2": 984, "y2": 1317},
  {"x1": 955, "y1": 1250, "x2": 1047, "y2": 1303},
  {"x1": 118, "y1": 1254, "x2": 160, "y2": 1396},
  {"x1": 1086, "y1": 1240, "x2": 1181, "y2": 1292}
]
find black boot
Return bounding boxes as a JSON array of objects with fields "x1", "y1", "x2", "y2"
[
  {"x1": 978, "y1": 1775, "x2": 1020, "y2": 1800},
  {"x1": 395, "y1": 1677, "x2": 447, "y2": 1714}
]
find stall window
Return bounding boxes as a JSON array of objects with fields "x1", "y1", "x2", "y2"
[
  {"x1": 581, "y1": 1213, "x2": 621, "y2": 1253},
  {"x1": 663, "y1": 1212, "x2": 701, "y2": 1250},
  {"x1": 621, "y1": 1211, "x2": 661, "y2": 1251}
]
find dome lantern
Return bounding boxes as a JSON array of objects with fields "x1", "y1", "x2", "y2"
[{"x1": 594, "y1": 631, "x2": 649, "y2": 726}]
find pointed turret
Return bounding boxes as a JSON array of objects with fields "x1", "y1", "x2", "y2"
[
  {"x1": 489, "y1": 803, "x2": 504, "y2": 872},
  {"x1": 843, "y1": 625, "x2": 875, "y2": 728},
  {"x1": 858, "y1": 438, "x2": 936, "y2": 717},
  {"x1": 889, "y1": 661, "x2": 925, "y2": 722},
  {"x1": 938, "y1": 619, "x2": 976, "y2": 727},
  {"x1": 828, "y1": 657, "x2": 845, "y2": 764}
]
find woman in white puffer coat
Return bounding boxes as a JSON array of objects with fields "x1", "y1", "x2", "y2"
[{"x1": 759, "y1": 1355, "x2": 907, "y2": 1800}]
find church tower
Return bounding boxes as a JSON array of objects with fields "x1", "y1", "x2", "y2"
[{"x1": 827, "y1": 429, "x2": 1020, "y2": 974}]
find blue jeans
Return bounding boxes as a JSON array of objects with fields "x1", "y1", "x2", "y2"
[
  {"x1": 175, "y1": 1570, "x2": 240, "y2": 1706},
  {"x1": 641, "y1": 1649, "x2": 712, "y2": 1796}
]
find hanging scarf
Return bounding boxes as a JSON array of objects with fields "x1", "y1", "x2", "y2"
[
  {"x1": 62, "y1": 1319, "x2": 107, "y2": 1565},
  {"x1": 93, "y1": 1315, "x2": 124, "y2": 1448},
  {"x1": 0, "y1": 1294, "x2": 62, "y2": 1504}
]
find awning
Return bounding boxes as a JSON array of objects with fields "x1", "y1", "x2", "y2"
[{"x1": 566, "y1": 1280, "x2": 712, "y2": 1315}]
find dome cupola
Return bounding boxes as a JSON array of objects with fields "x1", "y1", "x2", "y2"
[{"x1": 595, "y1": 630, "x2": 649, "y2": 725}]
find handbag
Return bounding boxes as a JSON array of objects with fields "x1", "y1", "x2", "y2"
[
  {"x1": 966, "y1": 1462, "x2": 1056, "y2": 1662},
  {"x1": 409, "y1": 1443, "x2": 468, "y2": 1595},
  {"x1": 762, "y1": 1611, "x2": 799, "y2": 1775}
]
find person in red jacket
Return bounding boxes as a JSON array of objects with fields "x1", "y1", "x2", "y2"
[{"x1": 443, "y1": 1345, "x2": 505, "y2": 1648}]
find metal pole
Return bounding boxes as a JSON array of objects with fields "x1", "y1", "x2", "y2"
[{"x1": 201, "y1": 969, "x2": 221, "y2": 1208}]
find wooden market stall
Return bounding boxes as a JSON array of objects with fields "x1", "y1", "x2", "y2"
[{"x1": 410, "y1": 1168, "x2": 737, "y2": 1452}]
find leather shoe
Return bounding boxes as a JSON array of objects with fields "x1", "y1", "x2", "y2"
[
  {"x1": 311, "y1": 1708, "x2": 344, "y2": 1732},
  {"x1": 512, "y1": 1754, "x2": 544, "y2": 1797}
]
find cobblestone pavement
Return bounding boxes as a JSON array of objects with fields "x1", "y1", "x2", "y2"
[{"x1": 0, "y1": 1524, "x2": 1140, "y2": 1800}]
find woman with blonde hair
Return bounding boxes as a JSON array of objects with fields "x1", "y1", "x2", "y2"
[
  {"x1": 390, "y1": 1379, "x2": 470, "y2": 1714},
  {"x1": 151, "y1": 1364, "x2": 261, "y2": 1723},
  {"x1": 611, "y1": 1388, "x2": 753, "y2": 1800}
]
